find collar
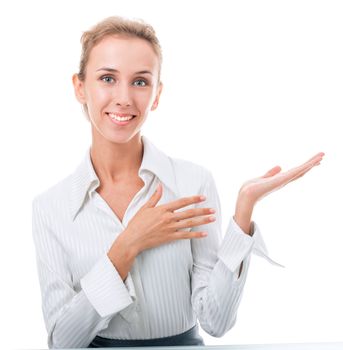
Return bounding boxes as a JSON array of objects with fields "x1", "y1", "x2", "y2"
[{"x1": 69, "y1": 135, "x2": 178, "y2": 221}]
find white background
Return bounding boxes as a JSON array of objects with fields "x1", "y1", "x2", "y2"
[{"x1": 0, "y1": 0, "x2": 342, "y2": 349}]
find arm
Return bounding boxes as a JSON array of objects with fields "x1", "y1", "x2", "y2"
[
  {"x1": 190, "y1": 170, "x2": 259, "y2": 337},
  {"x1": 32, "y1": 199, "x2": 136, "y2": 348},
  {"x1": 191, "y1": 152, "x2": 324, "y2": 337},
  {"x1": 234, "y1": 192, "x2": 254, "y2": 277},
  {"x1": 233, "y1": 152, "x2": 325, "y2": 274}
]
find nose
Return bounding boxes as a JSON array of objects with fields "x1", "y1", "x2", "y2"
[{"x1": 114, "y1": 83, "x2": 132, "y2": 107}]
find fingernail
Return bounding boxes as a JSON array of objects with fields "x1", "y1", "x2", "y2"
[{"x1": 200, "y1": 195, "x2": 206, "y2": 201}]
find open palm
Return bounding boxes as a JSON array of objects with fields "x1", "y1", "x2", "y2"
[{"x1": 239, "y1": 152, "x2": 325, "y2": 204}]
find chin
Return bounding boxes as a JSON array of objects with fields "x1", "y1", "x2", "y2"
[{"x1": 106, "y1": 131, "x2": 142, "y2": 145}]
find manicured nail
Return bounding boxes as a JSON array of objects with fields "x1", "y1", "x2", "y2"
[{"x1": 200, "y1": 195, "x2": 206, "y2": 201}]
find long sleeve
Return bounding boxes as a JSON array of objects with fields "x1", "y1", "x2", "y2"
[
  {"x1": 32, "y1": 198, "x2": 136, "y2": 348},
  {"x1": 190, "y1": 170, "x2": 276, "y2": 337}
]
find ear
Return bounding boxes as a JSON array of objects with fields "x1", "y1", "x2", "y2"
[
  {"x1": 72, "y1": 73, "x2": 87, "y2": 104},
  {"x1": 151, "y1": 81, "x2": 163, "y2": 111}
]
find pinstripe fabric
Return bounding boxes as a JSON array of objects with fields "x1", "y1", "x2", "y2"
[{"x1": 32, "y1": 134, "x2": 279, "y2": 348}]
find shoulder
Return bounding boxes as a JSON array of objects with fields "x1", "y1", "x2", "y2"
[
  {"x1": 143, "y1": 135, "x2": 215, "y2": 196},
  {"x1": 32, "y1": 173, "x2": 73, "y2": 214},
  {"x1": 168, "y1": 155, "x2": 215, "y2": 195},
  {"x1": 171, "y1": 156, "x2": 212, "y2": 180}
]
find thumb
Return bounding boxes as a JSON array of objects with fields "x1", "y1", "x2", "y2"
[
  {"x1": 142, "y1": 182, "x2": 163, "y2": 209},
  {"x1": 262, "y1": 166, "x2": 282, "y2": 178}
]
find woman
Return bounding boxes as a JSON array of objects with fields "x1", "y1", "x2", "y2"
[{"x1": 32, "y1": 16, "x2": 324, "y2": 348}]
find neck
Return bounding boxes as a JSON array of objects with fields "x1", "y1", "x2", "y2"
[{"x1": 90, "y1": 131, "x2": 143, "y2": 185}]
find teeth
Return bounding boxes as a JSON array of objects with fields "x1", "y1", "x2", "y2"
[{"x1": 108, "y1": 113, "x2": 134, "y2": 121}]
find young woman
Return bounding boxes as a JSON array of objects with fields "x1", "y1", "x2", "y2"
[{"x1": 32, "y1": 16, "x2": 324, "y2": 348}]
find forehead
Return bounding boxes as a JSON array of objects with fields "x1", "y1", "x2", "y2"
[{"x1": 87, "y1": 35, "x2": 159, "y2": 73}]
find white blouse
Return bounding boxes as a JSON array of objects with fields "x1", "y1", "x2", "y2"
[{"x1": 32, "y1": 134, "x2": 279, "y2": 348}]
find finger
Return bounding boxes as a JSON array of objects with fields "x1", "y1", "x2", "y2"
[
  {"x1": 141, "y1": 182, "x2": 163, "y2": 209},
  {"x1": 256, "y1": 164, "x2": 312, "y2": 194},
  {"x1": 257, "y1": 153, "x2": 324, "y2": 182},
  {"x1": 172, "y1": 214, "x2": 216, "y2": 230},
  {"x1": 291, "y1": 155, "x2": 323, "y2": 175},
  {"x1": 287, "y1": 161, "x2": 322, "y2": 183},
  {"x1": 272, "y1": 153, "x2": 324, "y2": 182},
  {"x1": 301, "y1": 152, "x2": 325, "y2": 168},
  {"x1": 282, "y1": 155, "x2": 323, "y2": 182},
  {"x1": 162, "y1": 195, "x2": 206, "y2": 212},
  {"x1": 172, "y1": 207, "x2": 215, "y2": 221},
  {"x1": 307, "y1": 152, "x2": 325, "y2": 163},
  {"x1": 279, "y1": 159, "x2": 322, "y2": 187},
  {"x1": 173, "y1": 230, "x2": 208, "y2": 240},
  {"x1": 262, "y1": 166, "x2": 282, "y2": 178}
]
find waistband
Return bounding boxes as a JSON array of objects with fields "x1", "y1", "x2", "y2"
[{"x1": 88, "y1": 324, "x2": 204, "y2": 347}]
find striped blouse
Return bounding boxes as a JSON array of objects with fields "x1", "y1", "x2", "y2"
[{"x1": 32, "y1": 134, "x2": 277, "y2": 348}]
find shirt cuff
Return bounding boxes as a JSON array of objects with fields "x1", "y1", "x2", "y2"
[
  {"x1": 80, "y1": 254, "x2": 135, "y2": 318},
  {"x1": 119, "y1": 272, "x2": 139, "y2": 323},
  {"x1": 218, "y1": 217, "x2": 284, "y2": 273},
  {"x1": 218, "y1": 217, "x2": 254, "y2": 273},
  {"x1": 250, "y1": 220, "x2": 285, "y2": 267}
]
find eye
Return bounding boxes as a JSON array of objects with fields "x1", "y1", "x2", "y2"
[
  {"x1": 101, "y1": 76, "x2": 115, "y2": 84},
  {"x1": 133, "y1": 79, "x2": 148, "y2": 87}
]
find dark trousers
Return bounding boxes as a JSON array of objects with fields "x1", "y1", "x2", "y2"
[{"x1": 88, "y1": 324, "x2": 205, "y2": 347}]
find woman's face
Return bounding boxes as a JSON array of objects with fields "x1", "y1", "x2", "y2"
[{"x1": 73, "y1": 34, "x2": 163, "y2": 144}]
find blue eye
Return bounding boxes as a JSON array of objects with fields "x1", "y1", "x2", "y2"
[
  {"x1": 100, "y1": 76, "x2": 148, "y2": 86},
  {"x1": 133, "y1": 79, "x2": 147, "y2": 87},
  {"x1": 101, "y1": 76, "x2": 114, "y2": 83}
]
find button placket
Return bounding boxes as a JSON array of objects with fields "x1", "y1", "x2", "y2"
[{"x1": 130, "y1": 257, "x2": 150, "y2": 336}]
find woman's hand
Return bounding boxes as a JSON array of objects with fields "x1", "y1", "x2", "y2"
[
  {"x1": 234, "y1": 152, "x2": 325, "y2": 235},
  {"x1": 107, "y1": 183, "x2": 216, "y2": 280},
  {"x1": 122, "y1": 184, "x2": 216, "y2": 254}
]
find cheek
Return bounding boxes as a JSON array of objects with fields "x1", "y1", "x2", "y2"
[
  {"x1": 87, "y1": 86, "x2": 111, "y2": 107},
  {"x1": 134, "y1": 89, "x2": 155, "y2": 107}
]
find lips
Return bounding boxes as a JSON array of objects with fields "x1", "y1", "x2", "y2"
[
  {"x1": 106, "y1": 112, "x2": 136, "y2": 121},
  {"x1": 106, "y1": 112, "x2": 136, "y2": 117},
  {"x1": 106, "y1": 112, "x2": 137, "y2": 126}
]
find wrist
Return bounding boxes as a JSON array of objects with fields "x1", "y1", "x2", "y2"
[
  {"x1": 234, "y1": 193, "x2": 255, "y2": 235},
  {"x1": 107, "y1": 233, "x2": 137, "y2": 280},
  {"x1": 120, "y1": 229, "x2": 140, "y2": 258},
  {"x1": 115, "y1": 232, "x2": 138, "y2": 262}
]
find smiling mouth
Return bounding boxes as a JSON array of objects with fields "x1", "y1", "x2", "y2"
[{"x1": 106, "y1": 112, "x2": 137, "y2": 121}]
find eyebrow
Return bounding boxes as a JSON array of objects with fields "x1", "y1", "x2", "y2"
[{"x1": 96, "y1": 67, "x2": 153, "y2": 75}]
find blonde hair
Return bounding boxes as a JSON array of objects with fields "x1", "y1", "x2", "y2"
[{"x1": 77, "y1": 15, "x2": 163, "y2": 119}]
